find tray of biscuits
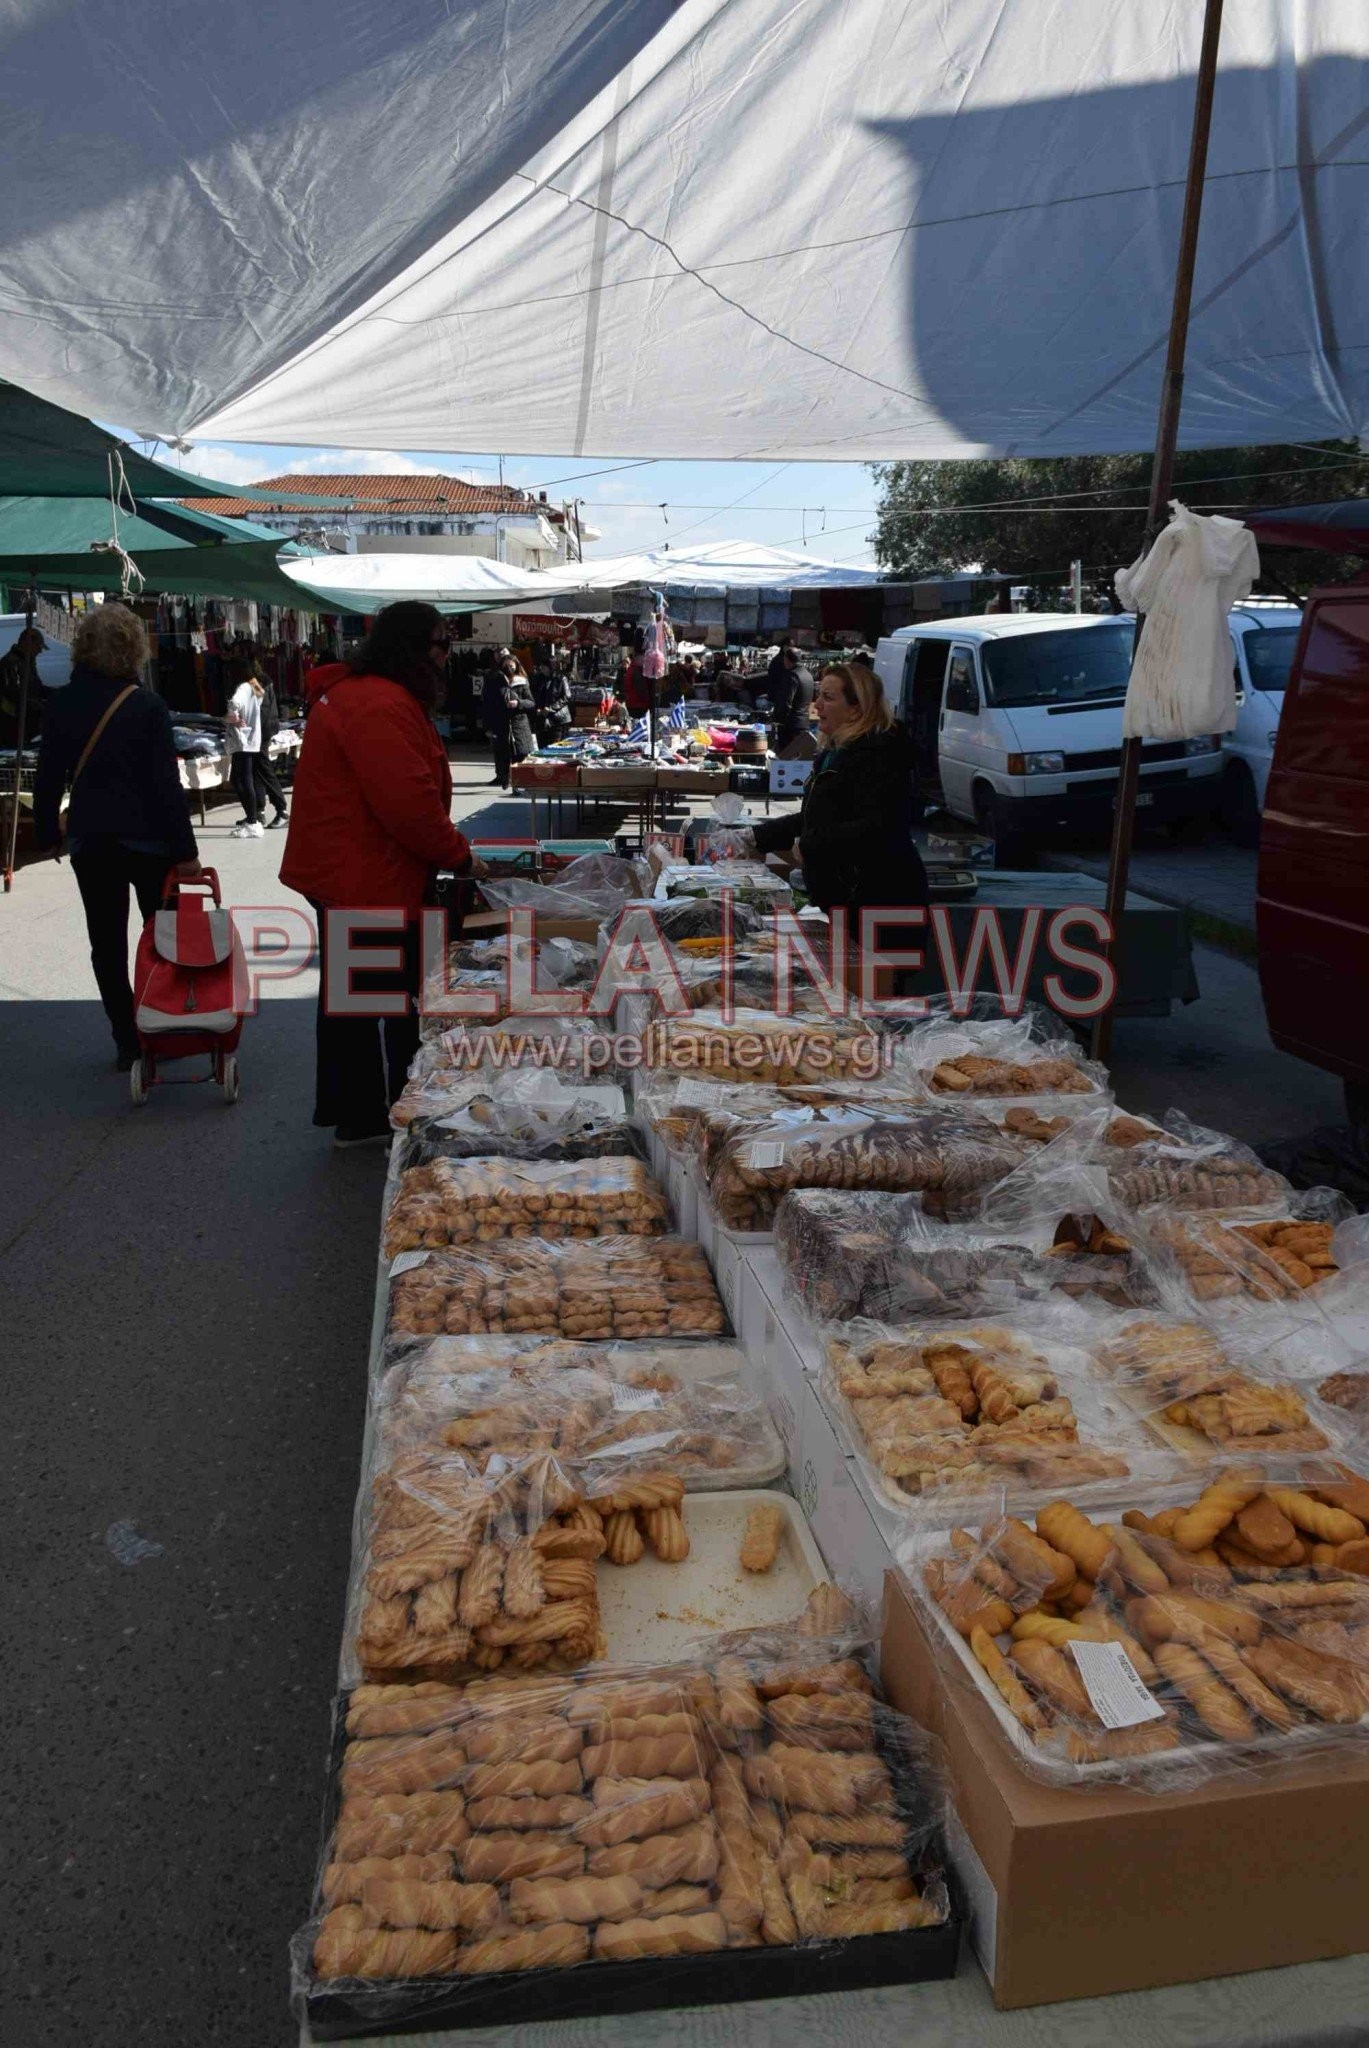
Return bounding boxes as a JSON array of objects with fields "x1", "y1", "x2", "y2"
[
  {"x1": 383, "y1": 1157, "x2": 670, "y2": 1257},
  {"x1": 386, "y1": 1237, "x2": 728, "y2": 1342}
]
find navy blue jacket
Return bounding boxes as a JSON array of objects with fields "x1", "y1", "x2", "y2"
[
  {"x1": 753, "y1": 722, "x2": 927, "y2": 915},
  {"x1": 34, "y1": 665, "x2": 198, "y2": 862}
]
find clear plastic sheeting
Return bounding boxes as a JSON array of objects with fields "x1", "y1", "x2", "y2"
[
  {"x1": 1102, "y1": 1109, "x2": 1292, "y2": 1215},
  {"x1": 906, "y1": 1465, "x2": 1369, "y2": 1790},
  {"x1": 296, "y1": 1648, "x2": 951, "y2": 2031},
  {"x1": 383, "y1": 1156, "x2": 670, "y2": 1257},
  {"x1": 420, "y1": 936, "x2": 600, "y2": 1041},
  {"x1": 386, "y1": 1238, "x2": 727, "y2": 1343}
]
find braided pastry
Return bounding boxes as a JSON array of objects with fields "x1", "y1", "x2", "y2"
[
  {"x1": 585, "y1": 1818, "x2": 720, "y2": 1885},
  {"x1": 322, "y1": 1853, "x2": 449, "y2": 1904},
  {"x1": 341, "y1": 1733, "x2": 466, "y2": 1798},
  {"x1": 360, "y1": 1877, "x2": 500, "y2": 1932},
  {"x1": 501, "y1": 1537, "x2": 547, "y2": 1619},
  {"x1": 508, "y1": 1873, "x2": 644, "y2": 1925},
  {"x1": 742, "y1": 1748, "x2": 889, "y2": 1816},
  {"x1": 643, "y1": 1505, "x2": 690, "y2": 1562},
  {"x1": 463, "y1": 1718, "x2": 583, "y2": 1768},
  {"x1": 334, "y1": 1790, "x2": 469, "y2": 1859},
  {"x1": 346, "y1": 1685, "x2": 462, "y2": 1740},
  {"x1": 639, "y1": 1883, "x2": 716, "y2": 1919},
  {"x1": 713, "y1": 1659, "x2": 764, "y2": 1734},
  {"x1": 602, "y1": 1509, "x2": 645, "y2": 1566},
  {"x1": 455, "y1": 1922, "x2": 590, "y2": 1976},
  {"x1": 593, "y1": 1911, "x2": 729, "y2": 1960},
  {"x1": 462, "y1": 1757, "x2": 582, "y2": 1802},
  {"x1": 788, "y1": 1810, "x2": 906, "y2": 1849},
  {"x1": 581, "y1": 1734, "x2": 700, "y2": 1782},
  {"x1": 466, "y1": 1793, "x2": 591, "y2": 1832},
  {"x1": 824, "y1": 1897, "x2": 941, "y2": 1934},
  {"x1": 475, "y1": 1598, "x2": 595, "y2": 1648},
  {"x1": 593, "y1": 1474, "x2": 686, "y2": 1513},
  {"x1": 313, "y1": 1905, "x2": 458, "y2": 1980},
  {"x1": 457, "y1": 1547, "x2": 505, "y2": 1628},
  {"x1": 457, "y1": 1830, "x2": 585, "y2": 1883}
]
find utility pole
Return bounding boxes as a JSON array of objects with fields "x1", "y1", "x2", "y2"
[{"x1": 1071, "y1": 559, "x2": 1083, "y2": 613}]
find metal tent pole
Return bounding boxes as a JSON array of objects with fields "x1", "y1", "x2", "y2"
[
  {"x1": 1090, "y1": 0, "x2": 1225, "y2": 1064},
  {"x1": 3, "y1": 582, "x2": 37, "y2": 892}
]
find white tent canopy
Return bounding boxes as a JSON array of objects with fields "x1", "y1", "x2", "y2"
[
  {"x1": 2, "y1": 1, "x2": 1366, "y2": 459},
  {"x1": 284, "y1": 539, "x2": 884, "y2": 612}
]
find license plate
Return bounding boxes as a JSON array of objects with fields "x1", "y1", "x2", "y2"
[{"x1": 1135, "y1": 793, "x2": 1154, "y2": 808}]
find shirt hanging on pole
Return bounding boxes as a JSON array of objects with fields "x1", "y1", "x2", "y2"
[{"x1": 1115, "y1": 501, "x2": 1259, "y2": 740}]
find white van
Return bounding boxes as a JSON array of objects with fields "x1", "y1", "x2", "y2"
[
  {"x1": 871, "y1": 613, "x2": 1223, "y2": 861},
  {"x1": 1221, "y1": 601, "x2": 1302, "y2": 845}
]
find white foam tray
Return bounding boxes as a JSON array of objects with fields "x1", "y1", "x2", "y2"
[{"x1": 595, "y1": 1487, "x2": 826, "y2": 1663}]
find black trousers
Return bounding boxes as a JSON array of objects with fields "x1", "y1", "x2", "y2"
[
  {"x1": 490, "y1": 733, "x2": 511, "y2": 785},
  {"x1": 310, "y1": 904, "x2": 420, "y2": 1131},
  {"x1": 253, "y1": 747, "x2": 288, "y2": 817},
  {"x1": 71, "y1": 839, "x2": 171, "y2": 1054},
  {"x1": 230, "y1": 751, "x2": 261, "y2": 824}
]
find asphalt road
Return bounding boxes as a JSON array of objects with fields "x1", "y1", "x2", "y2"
[{"x1": 0, "y1": 753, "x2": 1347, "y2": 2048}]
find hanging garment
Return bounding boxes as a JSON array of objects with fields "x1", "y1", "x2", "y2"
[
  {"x1": 641, "y1": 615, "x2": 669, "y2": 681},
  {"x1": 1115, "y1": 501, "x2": 1259, "y2": 740}
]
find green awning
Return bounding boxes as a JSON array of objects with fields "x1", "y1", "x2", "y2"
[
  {"x1": 0, "y1": 495, "x2": 360, "y2": 610},
  {"x1": 0, "y1": 380, "x2": 246, "y2": 498}
]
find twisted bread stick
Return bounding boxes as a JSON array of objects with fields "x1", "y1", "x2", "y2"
[
  {"x1": 585, "y1": 1819, "x2": 719, "y2": 1885},
  {"x1": 463, "y1": 1719, "x2": 582, "y2": 1768},
  {"x1": 458, "y1": 1831, "x2": 585, "y2": 1883},
  {"x1": 1268, "y1": 1489, "x2": 1365, "y2": 1547},
  {"x1": 740, "y1": 1503, "x2": 785, "y2": 1572},
  {"x1": 1035, "y1": 1503, "x2": 1113, "y2": 1581},
  {"x1": 577, "y1": 1777, "x2": 711, "y2": 1844},
  {"x1": 502, "y1": 1537, "x2": 547, "y2": 1619},
  {"x1": 345, "y1": 1686, "x2": 462, "y2": 1740},
  {"x1": 312, "y1": 1905, "x2": 459, "y2": 1980},
  {"x1": 360, "y1": 1877, "x2": 500, "y2": 1932},
  {"x1": 322, "y1": 1854, "x2": 449, "y2": 1904},
  {"x1": 341, "y1": 1733, "x2": 466, "y2": 1798},
  {"x1": 640, "y1": 1883, "x2": 715, "y2": 1919},
  {"x1": 463, "y1": 1758, "x2": 582, "y2": 1802},
  {"x1": 1153, "y1": 1642, "x2": 1255, "y2": 1741},
  {"x1": 466, "y1": 1793, "x2": 591, "y2": 1832},
  {"x1": 1172, "y1": 1472, "x2": 1264, "y2": 1552},
  {"x1": 509, "y1": 1873, "x2": 644, "y2": 1925},
  {"x1": 582, "y1": 1733, "x2": 701, "y2": 1781},
  {"x1": 593, "y1": 1911, "x2": 729, "y2": 1960},
  {"x1": 644, "y1": 1505, "x2": 690, "y2": 1562},
  {"x1": 457, "y1": 1548, "x2": 505, "y2": 1628},
  {"x1": 789, "y1": 1811, "x2": 907, "y2": 1850},
  {"x1": 824, "y1": 1897, "x2": 941, "y2": 1935},
  {"x1": 456, "y1": 1922, "x2": 590, "y2": 1975},
  {"x1": 334, "y1": 1791, "x2": 468, "y2": 1860}
]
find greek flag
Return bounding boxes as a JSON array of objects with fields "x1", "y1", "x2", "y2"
[
  {"x1": 628, "y1": 715, "x2": 650, "y2": 742},
  {"x1": 667, "y1": 698, "x2": 690, "y2": 730}
]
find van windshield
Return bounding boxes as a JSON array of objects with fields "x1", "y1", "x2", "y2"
[
  {"x1": 1243, "y1": 627, "x2": 1299, "y2": 695},
  {"x1": 980, "y1": 624, "x2": 1135, "y2": 708}
]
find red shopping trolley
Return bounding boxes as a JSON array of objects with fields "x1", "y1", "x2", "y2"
[{"x1": 128, "y1": 867, "x2": 246, "y2": 1105}]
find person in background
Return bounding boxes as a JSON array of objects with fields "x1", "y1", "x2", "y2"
[
  {"x1": 249, "y1": 649, "x2": 289, "y2": 829},
  {"x1": 768, "y1": 643, "x2": 815, "y2": 749},
  {"x1": 480, "y1": 656, "x2": 511, "y2": 787},
  {"x1": 500, "y1": 655, "x2": 536, "y2": 773},
  {"x1": 281, "y1": 602, "x2": 485, "y2": 1147},
  {"x1": 531, "y1": 660, "x2": 572, "y2": 747},
  {"x1": 224, "y1": 657, "x2": 265, "y2": 838},
  {"x1": 750, "y1": 659, "x2": 926, "y2": 930},
  {"x1": 622, "y1": 648, "x2": 650, "y2": 717},
  {"x1": 33, "y1": 602, "x2": 201, "y2": 1070},
  {"x1": 0, "y1": 625, "x2": 45, "y2": 747}
]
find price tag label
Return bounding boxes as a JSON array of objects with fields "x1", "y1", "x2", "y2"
[
  {"x1": 676, "y1": 1078, "x2": 722, "y2": 1108},
  {"x1": 611, "y1": 1383, "x2": 665, "y2": 1412},
  {"x1": 747, "y1": 1142, "x2": 787, "y2": 1170},
  {"x1": 389, "y1": 1251, "x2": 431, "y2": 1277},
  {"x1": 1067, "y1": 1640, "x2": 1165, "y2": 1729}
]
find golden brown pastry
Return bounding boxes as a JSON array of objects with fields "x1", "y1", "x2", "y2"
[
  {"x1": 740, "y1": 1502, "x2": 786, "y2": 1573},
  {"x1": 312, "y1": 1904, "x2": 459, "y2": 1980},
  {"x1": 789, "y1": 1810, "x2": 907, "y2": 1849},
  {"x1": 359, "y1": 1877, "x2": 501, "y2": 1932},
  {"x1": 1008, "y1": 1639, "x2": 1098, "y2": 1723},
  {"x1": 1152, "y1": 1642, "x2": 1255, "y2": 1742},
  {"x1": 508, "y1": 1873, "x2": 644, "y2": 1925},
  {"x1": 593, "y1": 1911, "x2": 730, "y2": 1960},
  {"x1": 1035, "y1": 1502, "x2": 1113, "y2": 1581},
  {"x1": 462, "y1": 1757, "x2": 583, "y2": 1803},
  {"x1": 581, "y1": 1733, "x2": 701, "y2": 1782},
  {"x1": 576, "y1": 1777, "x2": 712, "y2": 1845},
  {"x1": 1172, "y1": 1472, "x2": 1265, "y2": 1551},
  {"x1": 1267, "y1": 1488, "x2": 1365, "y2": 1547},
  {"x1": 457, "y1": 1831, "x2": 585, "y2": 1883},
  {"x1": 644, "y1": 1504, "x2": 691, "y2": 1563},
  {"x1": 465, "y1": 1793, "x2": 591, "y2": 1832},
  {"x1": 333, "y1": 1790, "x2": 469, "y2": 1860},
  {"x1": 322, "y1": 1854, "x2": 450, "y2": 1905},
  {"x1": 584, "y1": 1820, "x2": 720, "y2": 1886},
  {"x1": 463, "y1": 1718, "x2": 583, "y2": 1768},
  {"x1": 455, "y1": 1922, "x2": 590, "y2": 1975},
  {"x1": 345, "y1": 1685, "x2": 463, "y2": 1740},
  {"x1": 602, "y1": 1510, "x2": 646, "y2": 1567},
  {"x1": 1244, "y1": 1639, "x2": 1365, "y2": 1723},
  {"x1": 823, "y1": 1897, "x2": 942, "y2": 1935}
]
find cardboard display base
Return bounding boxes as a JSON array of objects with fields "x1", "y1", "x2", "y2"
[{"x1": 880, "y1": 1572, "x2": 1369, "y2": 2010}]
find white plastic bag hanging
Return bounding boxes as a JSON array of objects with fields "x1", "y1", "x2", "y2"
[{"x1": 1115, "y1": 501, "x2": 1259, "y2": 740}]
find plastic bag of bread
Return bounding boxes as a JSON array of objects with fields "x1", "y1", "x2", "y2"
[
  {"x1": 296, "y1": 1647, "x2": 953, "y2": 2028},
  {"x1": 773, "y1": 1186, "x2": 1159, "y2": 1324},
  {"x1": 374, "y1": 1337, "x2": 784, "y2": 1493},
  {"x1": 879, "y1": 998, "x2": 1110, "y2": 1105},
  {"x1": 419, "y1": 934, "x2": 601, "y2": 1042},
  {"x1": 907, "y1": 1463, "x2": 1369, "y2": 1789},
  {"x1": 1087, "y1": 1314, "x2": 1355, "y2": 1464},
  {"x1": 400, "y1": 1071, "x2": 642, "y2": 1168},
  {"x1": 1100, "y1": 1108, "x2": 1292, "y2": 1214},
  {"x1": 646, "y1": 1007, "x2": 882, "y2": 1087},
  {"x1": 433, "y1": 1013, "x2": 635, "y2": 1087},
  {"x1": 701, "y1": 1105, "x2": 1032, "y2": 1234},
  {"x1": 386, "y1": 1238, "x2": 728, "y2": 1344},
  {"x1": 821, "y1": 1317, "x2": 1171, "y2": 1517},
  {"x1": 383, "y1": 1156, "x2": 670, "y2": 1258},
  {"x1": 1138, "y1": 1189, "x2": 1354, "y2": 1308}
]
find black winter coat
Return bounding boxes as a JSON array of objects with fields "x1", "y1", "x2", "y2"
[
  {"x1": 33, "y1": 665, "x2": 197, "y2": 862},
  {"x1": 752, "y1": 722, "x2": 926, "y2": 915}
]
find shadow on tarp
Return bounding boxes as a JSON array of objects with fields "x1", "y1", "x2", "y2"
[{"x1": 868, "y1": 56, "x2": 1367, "y2": 452}]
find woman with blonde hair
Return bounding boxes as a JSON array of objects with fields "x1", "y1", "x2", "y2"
[
  {"x1": 34, "y1": 601, "x2": 201, "y2": 1069},
  {"x1": 751, "y1": 658, "x2": 927, "y2": 928}
]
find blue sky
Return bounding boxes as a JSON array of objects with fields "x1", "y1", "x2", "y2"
[{"x1": 150, "y1": 439, "x2": 882, "y2": 565}]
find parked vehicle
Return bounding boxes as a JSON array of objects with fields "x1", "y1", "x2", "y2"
[
  {"x1": 871, "y1": 614, "x2": 1222, "y2": 864},
  {"x1": 1255, "y1": 584, "x2": 1369, "y2": 1121},
  {"x1": 1221, "y1": 602, "x2": 1303, "y2": 846}
]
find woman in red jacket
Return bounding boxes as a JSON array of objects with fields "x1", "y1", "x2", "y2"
[{"x1": 282, "y1": 603, "x2": 483, "y2": 1145}]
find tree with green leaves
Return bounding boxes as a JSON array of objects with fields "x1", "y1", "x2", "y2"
[{"x1": 871, "y1": 444, "x2": 1367, "y2": 603}]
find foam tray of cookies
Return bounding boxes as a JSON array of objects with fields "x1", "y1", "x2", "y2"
[
  {"x1": 385, "y1": 1237, "x2": 729, "y2": 1343},
  {"x1": 382, "y1": 1157, "x2": 670, "y2": 1257},
  {"x1": 375, "y1": 1336, "x2": 785, "y2": 1493},
  {"x1": 906, "y1": 1463, "x2": 1369, "y2": 1788},
  {"x1": 298, "y1": 1653, "x2": 959, "y2": 2037}
]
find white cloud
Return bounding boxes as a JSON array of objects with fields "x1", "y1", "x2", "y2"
[{"x1": 161, "y1": 443, "x2": 492, "y2": 489}]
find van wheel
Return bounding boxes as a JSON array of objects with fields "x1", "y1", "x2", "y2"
[
  {"x1": 1219, "y1": 761, "x2": 1260, "y2": 848},
  {"x1": 973, "y1": 786, "x2": 1031, "y2": 870}
]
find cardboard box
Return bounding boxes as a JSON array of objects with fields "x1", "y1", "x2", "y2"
[
  {"x1": 512, "y1": 759, "x2": 578, "y2": 790},
  {"x1": 793, "y1": 1379, "x2": 892, "y2": 1610},
  {"x1": 656, "y1": 765, "x2": 729, "y2": 794},
  {"x1": 879, "y1": 1573, "x2": 1369, "y2": 2009},
  {"x1": 460, "y1": 909, "x2": 603, "y2": 944},
  {"x1": 580, "y1": 763, "x2": 656, "y2": 791}
]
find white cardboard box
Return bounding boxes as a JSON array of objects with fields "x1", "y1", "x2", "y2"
[
  {"x1": 665, "y1": 1149, "x2": 699, "y2": 1241},
  {"x1": 793, "y1": 1377, "x2": 893, "y2": 1610},
  {"x1": 743, "y1": 1247, "x2": 824, "y2": 1390}
]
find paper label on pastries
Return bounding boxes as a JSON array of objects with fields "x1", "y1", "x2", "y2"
[
  {"x1": 1067, "y1": 1640, "x2": 1166, "y2": 1730},
  {"x1": 676, "y1": 1079, "x2": 723, "y2": 1108},
  {"x1": 388, "y1": 1251, "x2": 431, "y2": 1277},
  {"x1": 571, "y1": 1083, "x2": 627, "y2": 1119},
  {"x1": 746, "y1": 1142, "x2": 787, "y2": 1169},
  {"x1": 610, "y1": 1384, "x2": 665, "y2": 1412}
]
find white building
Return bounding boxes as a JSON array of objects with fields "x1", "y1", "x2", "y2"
[{"x1": 186, "y1": 473, "x2": 599, "y2": 572}]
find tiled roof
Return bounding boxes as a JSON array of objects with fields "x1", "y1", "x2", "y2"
[{"x1": 183, "y1": 473, "x2": 544, "y2": 517}]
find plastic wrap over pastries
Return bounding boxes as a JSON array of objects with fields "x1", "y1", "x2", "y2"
[
  {"x1": 384, "y1": 1157, "x2": 669, "y2": 1256},
  {"x1": 388, "y1": 1239, "x2": 727, "y2": 1341},
  {"x1": 914, "y1": 1465, "x2": 1369, "y2": 1786},
  {"x1": 301, "y1": 1650, "x2": 949, "y2": 2006}
]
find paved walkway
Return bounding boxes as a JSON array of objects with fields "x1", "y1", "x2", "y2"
[
  {"x1": 1045, "y1": 839, "x2": 1257, "y2": 937},
  {"x1": 0, "y1": 747, "x2": 1344, "y2": 2046}
]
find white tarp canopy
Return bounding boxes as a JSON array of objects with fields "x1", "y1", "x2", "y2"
[
  {"x1": 283, "y1": 539, "x2": 884, "y2": 611},
  {"x1": 2, "y1": 1, "x2": 1366, "y2": 459}
]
